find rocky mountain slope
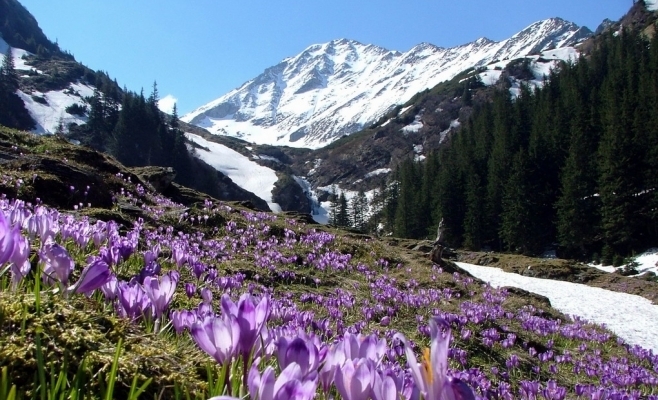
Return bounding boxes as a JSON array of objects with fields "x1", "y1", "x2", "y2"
[{"x1": 183, "y1": 18, "x2": 591, "y2": 149}]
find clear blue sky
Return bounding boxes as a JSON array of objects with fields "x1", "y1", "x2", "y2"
[{"x1": 19, "y1": 0, "x2": 632, "y2": 115}]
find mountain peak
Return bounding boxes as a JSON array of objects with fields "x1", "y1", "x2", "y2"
[{"x1": 183, "y1": 17, "x2": 589, "y2": 149}]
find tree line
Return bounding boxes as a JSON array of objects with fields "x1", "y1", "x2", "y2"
[{"x1": 382, "y1": 28, "x2": 658, "y2": 265}]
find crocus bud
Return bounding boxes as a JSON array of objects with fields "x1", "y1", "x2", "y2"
[
  {"x1": 68, "y1": 258, "x2": 111, "y2": 295},
  {"x1": 40, "y1": 243, "x2": 74, "y2": 285},
  {"x1": 185, "y1": 283, "x2": 196, "y2": 298}
]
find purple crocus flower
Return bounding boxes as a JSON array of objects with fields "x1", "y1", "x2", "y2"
[
  {"x1": 221, "y1": 293, "x2": 271, "y2": 360},
  {"x1": 185, "y1": 283, "x2": 196, "y2": 298},
  {"x1": 541, "y1": 380, "x2": 566, "y2": 400},
  {"x1": 519, "y1": 380, "x2": 540, "y2": 399},
  {"x1": 8, "y1": 229, "x2": 31, "y2": 285},
  {"x1": 201, "y1": 287, "x2": 213, "y2": 304},
  {"x1": 396, "y1": 317, "x2": 476, "y2": 400},
  {"x1": 242, "y1": 362, "x2": 317, "y2": 400},
  {"x1": 100, "y1": 274, "x2": 119, "y2": 300},
  {"x1": 117, "y1": 281, "x2": 152, "y2": 319},
  {"x1": 40, "y1": 243, "x2": 74, "y2": 285},
  {"x1": 342, "y1": 333, "x2": 387, "y2": 364},
  {"x1": 190, "y1": 315, "x2": 240, "y2": 365},
  {"x1": 334, "y1": 358, "x2": 376, "y2": 400},
  {"x1": 319, "y1": 341, "x2": 347, "y2": 393},
  {"x1": 276, "y1": 335, "x2": 324, "y2": 377},
  {"x1": 68, "y1": 258, "x2": 111, "y2": 295},
  {"x1": 372, "y1": 371, "x2": 399, "y2": 400},
  {"x1": 0, "y1": 213, "x2": 16, "y2": 264},
  {"x1": 171, "y1": 309, "x2": 197, "y2": 334},
  {"x1": 31, "y1": 206, "x2": 58, "y2": 243},
  {"x1": 143, "y1": 271, "x2": 179, "y2": 318},
  {"x1": 172, "y1": 244, "x2": 187, "y2": 267}
]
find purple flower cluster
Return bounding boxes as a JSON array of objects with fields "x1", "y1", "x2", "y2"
[{"x1": 1, "y1": 190, "x2": 657, "y2": 399}]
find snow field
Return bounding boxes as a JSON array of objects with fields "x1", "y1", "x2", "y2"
[
  {"x1": 185, "y1": 133, "x2": 282, "y2": 212},
  {"x1": 456, "y1": 262, "x2": 658, "y2": 353}
]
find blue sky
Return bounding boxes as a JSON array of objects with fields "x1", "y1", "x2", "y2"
[{"x1": 19, "y1": 0, "x2": 632, "y2": 115}]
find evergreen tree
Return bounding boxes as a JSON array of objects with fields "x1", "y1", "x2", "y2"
[
  {"x1": 329, "y1": 186, "x2": 339, "y2": 226},
  {"x1": 0, "y1": 47, "x2": 34, "y2": 130},
  {"x1": 337, "y1": 192, "x2": 350, "y2": 227},
  {"x1": 555, "y1": 104, "x2": 600, "y2": 258},
  {"x1": 350, "y1": 189, "x2": 368, "y2": 231},
  {"x1": 499, "y1": 150, "x2": 536, "y2": 254},
  {"x1": 0, "y1": 47, "x2": 19, "y2": 90}
]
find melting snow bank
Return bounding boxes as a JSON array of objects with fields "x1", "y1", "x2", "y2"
[
  {"x1": 185, "y1": 133, "x2": 282, "y2": 212},
  {"x1": 589, "y1": 249, "x2": 658, "y2": 276},
  {"x1": 455, "y1": 262, "x2": 658, "y2": 353}
]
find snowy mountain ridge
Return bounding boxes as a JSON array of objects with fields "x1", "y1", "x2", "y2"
[{"x1": 183, "y1": 18, "x2": 592, "y2": 149}]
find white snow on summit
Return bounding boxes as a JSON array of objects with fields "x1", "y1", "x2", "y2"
[
  {"x1": 185, "y1": 133, "x2": 282, "y2": 212},
  {"x1": 184, "y1": 18, "x2": 591, "y2": 149}
]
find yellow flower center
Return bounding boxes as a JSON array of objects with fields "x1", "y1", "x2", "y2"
[{"x1": 421, "y1": 347, "x2": 433, "y2": 384}]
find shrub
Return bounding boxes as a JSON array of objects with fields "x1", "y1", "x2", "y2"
[
  {"x1": 31, "y1": 95, "x2": 48, "y2": 105},
  {"x1": 65, "y1": 103, "x2": 87, "y2": 116}
]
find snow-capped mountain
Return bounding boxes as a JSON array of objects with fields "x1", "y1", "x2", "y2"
[{"x1": 183, "y1": 18, "x2": 592, "y2": 149}]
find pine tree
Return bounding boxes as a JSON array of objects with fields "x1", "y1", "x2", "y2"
[
  {"x1": 463, "y1": 170, "x2": 486, "y2": 250},
  {"x1": 499, "y1": 150, "x2": 536, "y2": 254},
  {"x1": 329, "y1": 186, "x2": 339, "y2": 226},
  {"x1": 0, "y1": 47, "x2": 19, "y2": 91},
  {"x1": 0, "y1": 47, "x2": 34, "y2": 130},
  {"x1": 555, "y1": 109, "x2": 600, "y2": 258},
  {"x1": 351, "y1": 189, "x2": 368, "y2": 231},
  {"x1": 337, "y1": 192, "x2": 350, "y2": 227}
]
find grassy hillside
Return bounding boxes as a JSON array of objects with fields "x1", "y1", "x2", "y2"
[{"x1": 0, "y1": 126, "x2": 656, "y2": 399}]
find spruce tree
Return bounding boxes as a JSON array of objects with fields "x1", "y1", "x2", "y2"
[
  {"x1": 0, "y1": 47, "x2": 19, "y2": 91},
  {"x1": 0, "y1": 47, "x2": 34, "y2": 130},
  {"x1": 337, "y1": 192, "x2": 350, "y2": 227},
  {"x1": 499, "y1": 149, "x2": 536, "y2": 254},
  {"x1": 350, "y1": 189, "x2": 368, "y2": 231}
]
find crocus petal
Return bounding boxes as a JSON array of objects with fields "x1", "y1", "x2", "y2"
[
  {"x1": 334, "y1": 359, "x2": 356, "y2": 400},
  {"x1": 0, "y1": 218, "x2": 16, "y2": 264},
  {"x1": 221, "y1": 293, "x2": 238, "y2": 317},
  {"x1": 258, "y1": 366, "x2": 277, "y2": 400},
  {"x1": 70, "y1": 259, "x2": 110, "y2": 294},
  {"x1": 444, "y1": 378, "x2": 476, "y2": 400},
  {"x1": 273, "y1": 363, "x2": 302, "y2": 396},
  {"x1": 373, "y1": 372, "x2": 398, "y2": 400},
  {"x1": 428, "y1": 318, "x2": 451, "y2": 398},
  {"x1": 284, "y1": 338, "x2": 311, "y2": 374},
  {"x1": 394, "y1": 333, "x2": 427, "y2": 395}
]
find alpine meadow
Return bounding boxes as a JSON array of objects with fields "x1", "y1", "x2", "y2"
[{"x1": 0, "y1": 0, "x2": 658, "y2": 399}]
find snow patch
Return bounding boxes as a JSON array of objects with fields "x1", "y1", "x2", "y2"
[
  {"x1": 364, "y1": 168, "x2": 391, "y2": 178},
  {"x1": 456, "y1": 262, "x2": 658, "y2": 353},
  {"x1": 185, "y1": 133, "x2": 281, "y2": 212},
  {"x1": 401, "y1": 115, "x2": 423, "y2": 134},
  {"x1": 397, "y1": 105, "x2": 413, "y2": 116},
  {"x1": 588, "y1": 249, "x2": 658, "y2": 276},
  {"x1": 18, "y1": 83, "x2": 96, "y2": 134}
]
